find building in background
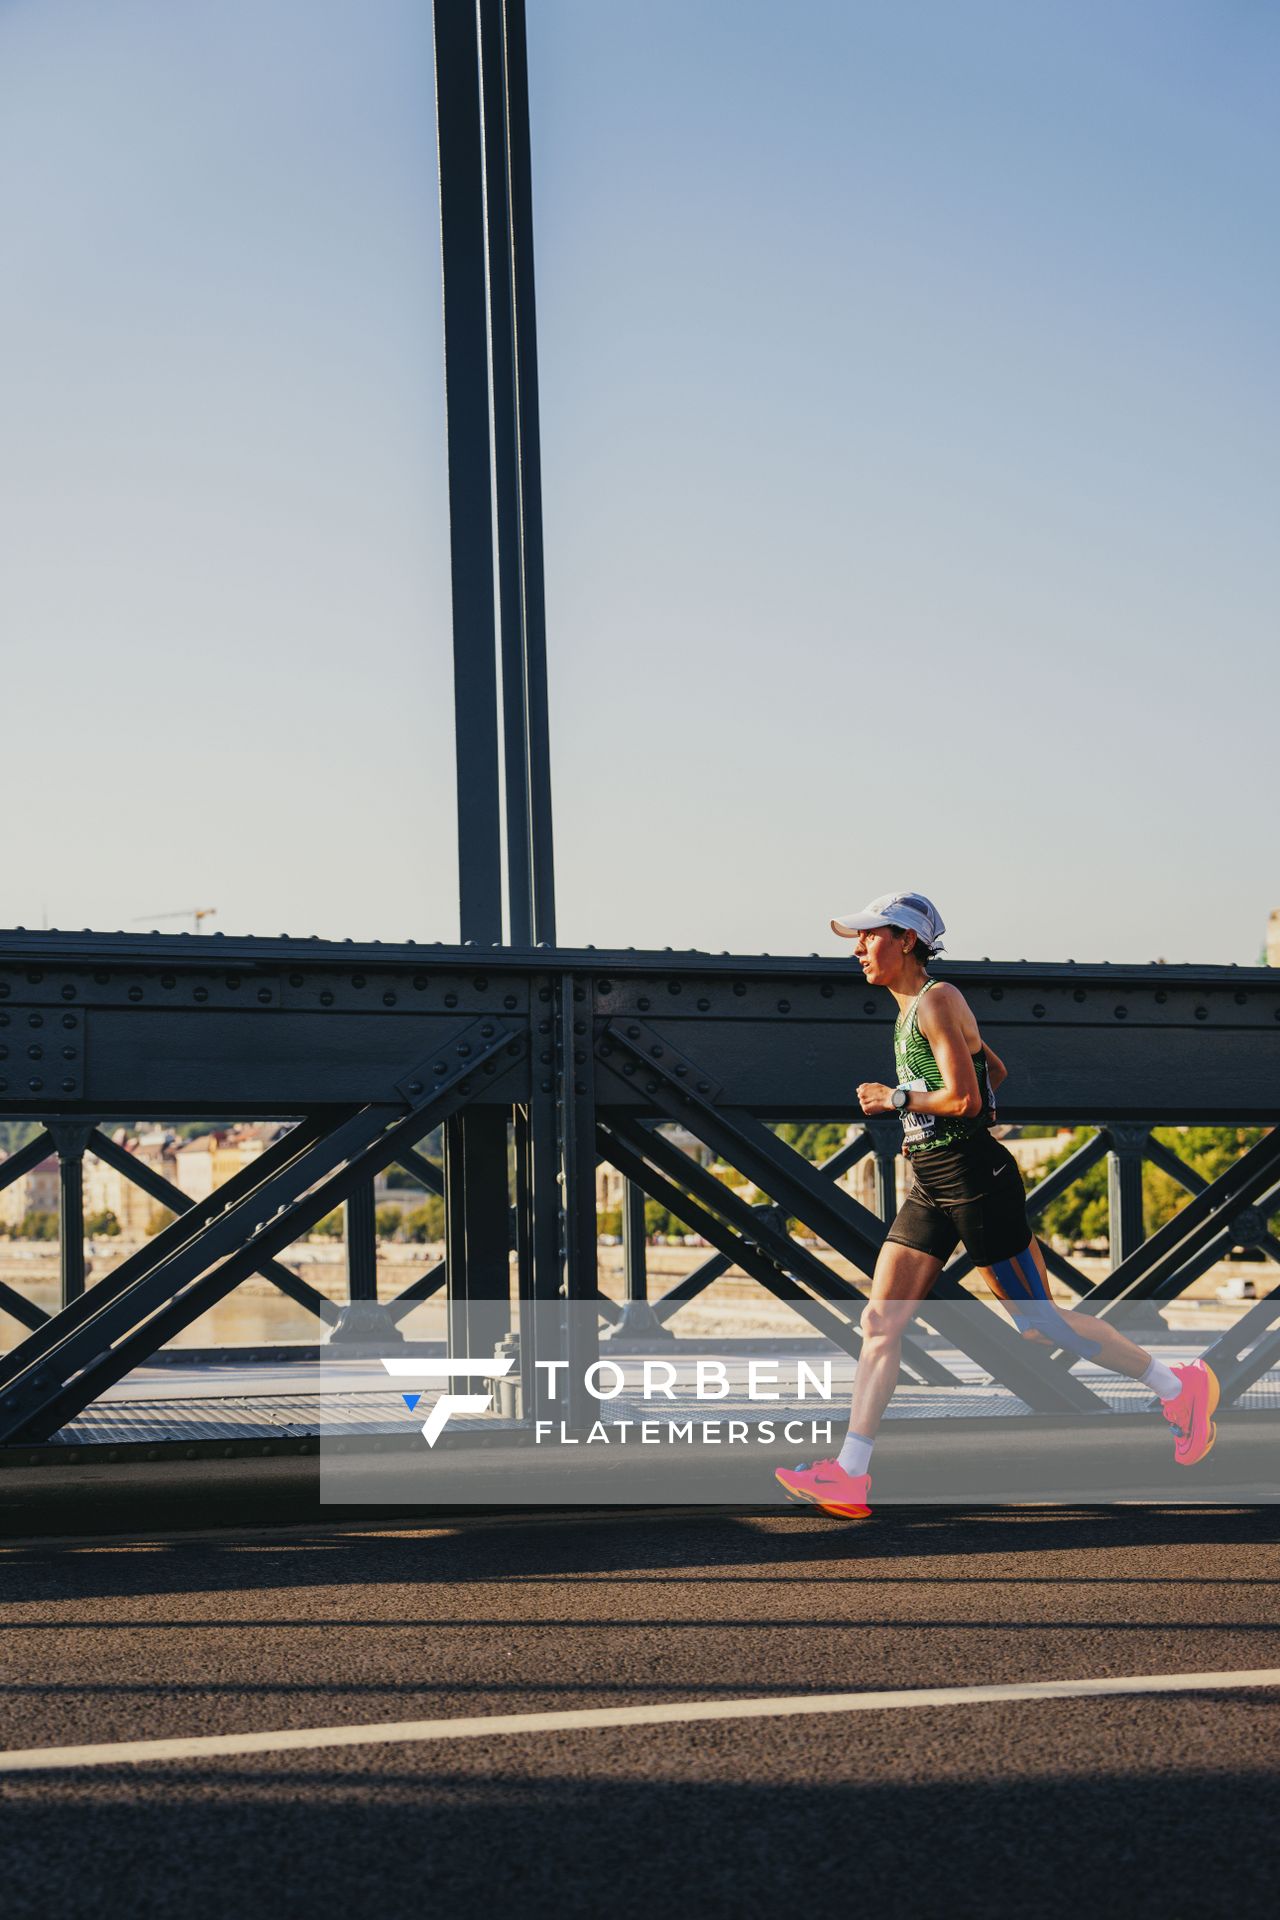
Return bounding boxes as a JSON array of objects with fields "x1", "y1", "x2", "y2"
[
  {"x1": 0, "y1": 1152, "x2": 59, "y2": 1229},
  {"x1": 0, "y1": 1124, "x2": 294, "y2": 1237},
  {"x1": 1267, "y1": 909, "x2": 1279, "y2": 967},
  {"x1": 171, "y1": 1125, "x2": 283, "y2": 1203}
]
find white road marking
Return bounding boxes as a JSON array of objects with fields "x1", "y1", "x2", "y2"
[{"x1": 2, "y1": 1667, "x2": 1278, "y2": 1773}]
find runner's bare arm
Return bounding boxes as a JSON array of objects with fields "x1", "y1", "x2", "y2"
[
  {"x1": 917, "y1": 990, "x2": 984, "y2": 1116},
  {"x1": 982, "y1": 1041, "x2": 1008, "y2": 1091},
  {"x1": 857, "y1": 989, "x2": 983, "y2": 1118}
]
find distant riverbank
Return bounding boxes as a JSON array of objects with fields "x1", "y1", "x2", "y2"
[{"x1": 0, "y1": 1239, "x2": 1262, "y2": 1354}]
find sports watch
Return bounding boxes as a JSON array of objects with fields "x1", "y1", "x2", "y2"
[{"x1": 890, "y1": 1086, "x2": 911, "y2": 1112}]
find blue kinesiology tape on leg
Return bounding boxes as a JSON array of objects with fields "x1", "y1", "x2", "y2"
[
  {"x1": 989, "y1": 1248, "x2": 1103, "y2": 1362},
  {"x1": 1006, "y1": 1298, "x2": 1103, "y2": 1361}
]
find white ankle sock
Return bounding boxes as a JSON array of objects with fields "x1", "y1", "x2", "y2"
[
  {"x1": 1141, "y1": 1356, "x2": 1181, "y2": 1401},
  {"x1": 837, "y1": 1430, "x2": 874, "y2": 1477}
]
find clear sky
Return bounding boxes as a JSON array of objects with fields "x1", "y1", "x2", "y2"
[{"x1": 2, "y1": 0, "x2": 1276, "y2": 965}]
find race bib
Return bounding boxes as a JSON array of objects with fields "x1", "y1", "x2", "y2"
[{"x1": 900, "y1": 1077, "x2": 933, "y2": 1143}]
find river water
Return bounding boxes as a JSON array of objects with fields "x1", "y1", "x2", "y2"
[{"x1": 0, "y1": 1243, "x2": 1254, "y2": 1354}]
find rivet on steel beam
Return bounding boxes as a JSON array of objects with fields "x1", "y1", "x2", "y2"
[
  {"x1": 600, "y1": 1042, "x2": 613, "y2": 1057},
  {"x1": 638, "y1": 997, "x2": 651, "y2": 1011},
  {"x1": 408, "y1": 1081, "x2": 423, "y2": 1095},
  {"x1": 697, "y1": 1082, "x2": 710, "y2": 1094},
  {"x1": 321, "y1": 992, "x2": 334, "y2": 1006},
  {"x1": 383, "y1": 993, "x2": 397, "y2": 1006},
  {"x1": 627, "y1": 1025, "x2": 641, "y2": 1039},
  {"x1": 649, "y1": 1044, "x2": 662, "y2": 1057},
  {"x1": 1033, "y1": 1005, "x2": 1045, "y2": 1018},
  {"x1": 1194, "y1": 1007, "x2": 1208, "y2": 1021},
  {"x1": 434, "y1": 1063, "x2": 447, "y2": 1075},
  {"x1": 598, "y1": 979, "x2": 612, "y2": 993},
  {"x1": 675, "y1": 1065, "x2": 688, "y2": 1078},
  {"x1": 778, "y1": 1000, "x2": 790, "y2": 1013},
  {"x1": 1115, "y1": 1007, "x2": 1128, "y2": 1020},
  {"x1": 622, "y1": 1064, "x2": 636, "y2": 1077},
  {"x1": 62, "y1": 1014, "x2": 76, "y2": 1029}
]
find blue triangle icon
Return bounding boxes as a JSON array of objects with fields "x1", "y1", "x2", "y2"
[{"x1": 401, "y1": 1392, "x2": 421, "y2": 1412}]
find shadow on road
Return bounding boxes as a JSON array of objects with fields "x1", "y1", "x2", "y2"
[
  {"x1": 2, "y1": 1756, "x2": 1279, "y2": 1919},
  {"x1": 5, "y1": 1503, "x2": 1280, "y2": 1608}
]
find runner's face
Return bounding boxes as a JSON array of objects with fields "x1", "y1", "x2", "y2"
[{"x1": 851, "y1": 925, "x2": 902, "y2": 983}]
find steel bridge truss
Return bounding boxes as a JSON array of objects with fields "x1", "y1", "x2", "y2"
[{"x1": 0, "y1": 935, "x2": 1276, "y2": 1449}]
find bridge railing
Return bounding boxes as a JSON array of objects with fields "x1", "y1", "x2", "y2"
[{"x1": 0, "y1": 932, "x2": 1275, "y2": 1444}]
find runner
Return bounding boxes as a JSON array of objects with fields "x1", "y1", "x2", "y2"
[{"x1": 776, "y1": 890, "x2": 1219, "y2": 1520}]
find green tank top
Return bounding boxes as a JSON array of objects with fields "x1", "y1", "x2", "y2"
[{"x1": 893, "y1": 978, "x2": 993, "y2": 1155}]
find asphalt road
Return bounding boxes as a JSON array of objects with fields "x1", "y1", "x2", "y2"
[{"x1": 3, "y1": 1503, "x2": 1279, "y2": 1919}]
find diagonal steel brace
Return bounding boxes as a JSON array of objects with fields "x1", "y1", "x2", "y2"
[
  {"x1": 86, "y1": 1126, "x2": 340, "y2": 1326},
  {"x1": 0, "y1": 1022, "x2": 526, "y2": 1443}
]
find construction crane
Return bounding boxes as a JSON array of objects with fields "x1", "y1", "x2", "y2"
[{"x1": 132, "y1": 908, "x2": 218, "y2": 934}]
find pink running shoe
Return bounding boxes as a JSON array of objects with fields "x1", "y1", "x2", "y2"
[
  {"x1": 1160, "y1": 1360, "x2": 1220, "y2": 1466},
  {"x1": 775, "y1": 1460, "x2": 872, "y2": 1518}
]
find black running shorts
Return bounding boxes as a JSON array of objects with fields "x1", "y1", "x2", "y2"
[{"x1": 883, "y1": 1134, "x2": 1032, "y2": 1268}]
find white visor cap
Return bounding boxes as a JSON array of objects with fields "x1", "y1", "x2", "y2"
[{"x1": 831, "y1": 891, "x2": 946, "y2": 953}]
